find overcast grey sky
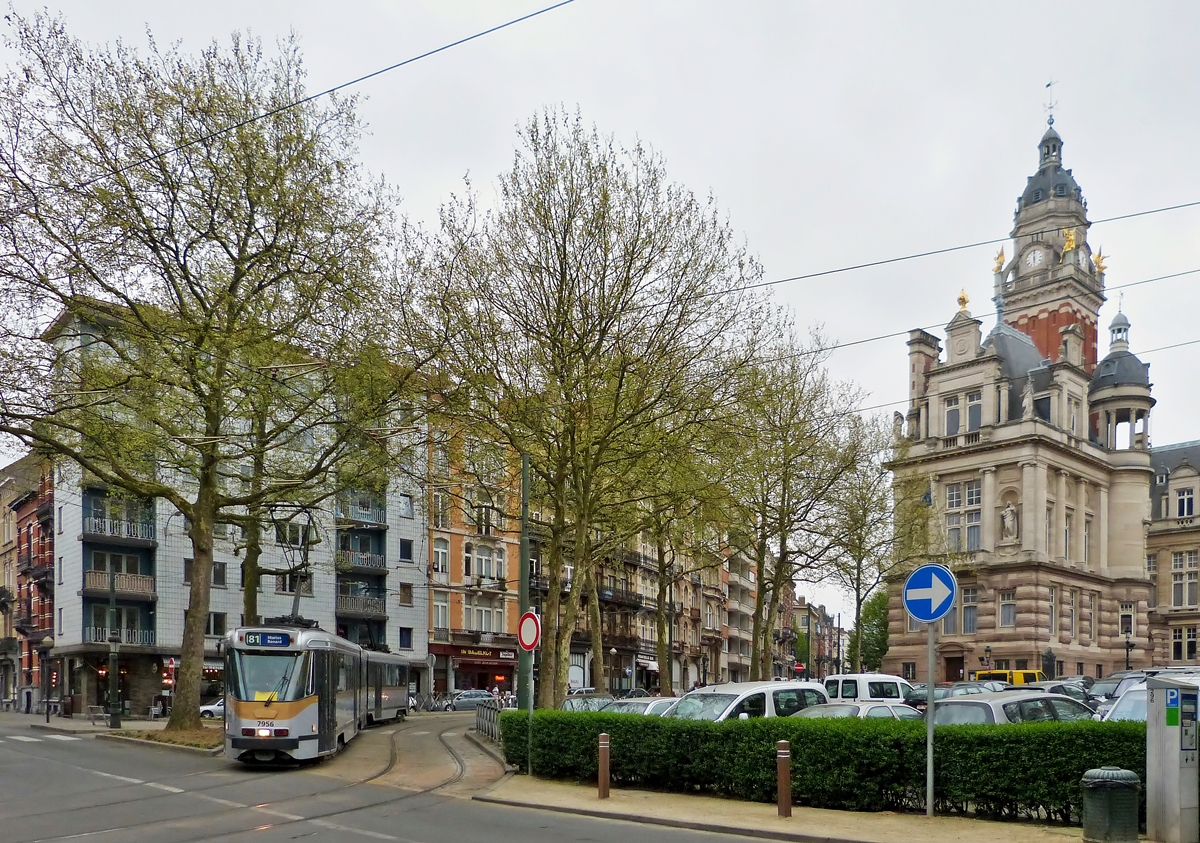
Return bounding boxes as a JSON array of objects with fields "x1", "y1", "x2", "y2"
[{"x1": 7, "y1": 1, "x2": 1200, "y2": 620}]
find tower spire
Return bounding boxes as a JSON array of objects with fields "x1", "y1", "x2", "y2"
[{"x1": 1044, "y1": 79, "x2": 1057, "y2": 126}]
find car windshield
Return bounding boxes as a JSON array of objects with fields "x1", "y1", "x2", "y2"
[
  {"x1": 1090, "y1": 680, "x2": 1120, "y2": 697},
  {"x1": 1106, "y1": 688, "x2": 1148, "y2": 722},
  {"x1": 601, "y1": 700, "x2": 651, "y2": 713},
  {"x1": 229, "y1": 651, "x2": 310, "y2": 702},
  {"x1": 1113, "y1": 677, "x2": 1144, "y2": 698},
  {"x1": 795, "y1": 704, "x2": 860, "y2": 718},
  {"x1": 667, "y1": 693, "x2": 738, "y2": 721},
  {"x1": 934, "y1": 703, "x2": 992, "y2": 725}
]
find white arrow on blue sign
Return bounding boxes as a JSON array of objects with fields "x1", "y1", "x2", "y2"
[{"x1": 903, "y1": 564, "x2": 958, "y2": 624}]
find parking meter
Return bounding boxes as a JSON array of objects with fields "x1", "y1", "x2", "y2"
[{"x1": 1147, "y1": 676, "x2": 1199, "y2": 843}]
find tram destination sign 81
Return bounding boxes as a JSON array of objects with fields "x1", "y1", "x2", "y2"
[{"x1": 245, "y1": 632, "x2": 291, "y2": 647}]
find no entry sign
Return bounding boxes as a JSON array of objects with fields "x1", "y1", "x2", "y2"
[{"x1": 517, "y1": 611, "x2": 541, "y2": 652}]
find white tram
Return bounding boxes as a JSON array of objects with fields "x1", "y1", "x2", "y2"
[{"x1": 223, "y1": 625, "x2": 409, "y2": 764}]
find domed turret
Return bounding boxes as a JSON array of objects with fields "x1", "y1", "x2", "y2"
[
  {"x1": 1019, "y1": 125, "x2": 1083, "y2": 210},
  {"x1": 1090, "y1": 311, "x2": 1148, "y2": 393},
  {"x1": 1090, "y1": 310, "x2": 1154, "y2": 451}
]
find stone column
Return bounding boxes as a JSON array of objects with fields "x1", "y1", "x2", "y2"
[
  {"x1": 998, "y1": 383, "x2": 1009, "y2": 424},
  {"x1": 1056, "y1": 470, "x2": 1069, "y2": 562},
  {"x1": 1076, "y1": 477, "x2": 1089, "y2": 566},
  {"x1": 1035, "y1": 464, "x2": 1048, "y2": 556},
  {"x1": 982, "y1": 468, "x2": 996, "y2": 552},
  {"x1": 1021, "y1": 461, "x2": 1037, "y2": 553},
  {"x1": 1098, "y1": 485, "x2": 1110, "y2": 575}
]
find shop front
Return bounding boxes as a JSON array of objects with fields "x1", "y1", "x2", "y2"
[{"x1": 429, "y1": 643, "x2": 516, "y2": 693}]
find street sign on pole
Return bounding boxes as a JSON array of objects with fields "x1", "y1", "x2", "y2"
[
  {"x1": 518, "y1": 611, "x2": 541, "y2": 652},
  {"x1": 903, "y1": 563, "x2": 958, "y2": 819}
]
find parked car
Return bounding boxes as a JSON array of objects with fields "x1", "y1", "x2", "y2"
[
  {"x1": 620, "y1": 688, "x2": 650, "y2": 699},
  {"x1": 1101, "y1": 683, "x2": 1148, "y2": 722},
  {"x1": 569, "y1": 687, "x2": 597, "y2": 695},
  {"x1": 794, "y1": 702, "x2": 923, "y2": 720},
  {"x1": 1092, "y1": 673, "x2": 1152, "y2": 718},
  {"x1": 664, "y1": 681, "x2": 828, "y2": 722},
  {"x1": 199, "y1": 698, "x2": 225, "y2": 719},
  {"x1": 600, "y1": 698, "x2": 675, "y2": 716},
  {"x1": 559, "y1": 693, "x2": 614, "y2": 712},
  {"x1": 449, "y1": 689, "x2": 495, "y2": 711},
  {"x1": 974, "y1": 669, "x2": 1048, "y2": 685},
  {"x1": 904, "y1": 683, "x2": 952, "y2": 711},
  {"x1": 824, "y1": 673, "x2": 913, "y2": 705},
  {"x1": 934, "y1": 691, "x2": 1095, "y2": 724},
  {"x1": 1020, "y1": 681, "x2": 1097, "y2": 709},
  {"x1": 1056, "y1": 674, "x2": 1096, "y2": 690}
]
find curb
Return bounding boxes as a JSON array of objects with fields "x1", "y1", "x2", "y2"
[
  {"x1": 94, "y1": 733, "x2": 223, "y2": 757},
  {"x1": 470, "y1": 795, "x2": 864, "y2": 843},
  {"x1": 30, "y1": 723, "x2": 107, "y2": 736},
  {"x1": 463, "y1": 730, "x2": 514, "y2": 771}
]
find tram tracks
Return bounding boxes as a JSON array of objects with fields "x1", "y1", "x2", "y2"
[{"x1": 21, "y1": 718, "x2": 480, "y2": 843}]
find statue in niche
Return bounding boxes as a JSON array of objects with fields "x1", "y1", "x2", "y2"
[
  {"x1": 1001, "y1": 502, "x2": 1019, "y2": 542},
  {"x1": 1022, "y1": 377, "x2": 1035, "y2": 419}
]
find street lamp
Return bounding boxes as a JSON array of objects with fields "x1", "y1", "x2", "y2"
[
  {"x1": 609, "y1": 647, "x2": 617, "y2": 694},
  {"x1": 38, "y1": 636, "x2": 54, "y2": 723},
  {"x1": 1124, "y1": 631, "x2": 1135, "y2": 671},
  {"x1": 701, "y1": 654, "x2": 708, "y2": 686}
]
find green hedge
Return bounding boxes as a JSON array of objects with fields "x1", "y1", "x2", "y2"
[{"x1": 498, "y1": 710, "x2": 1146, "y2": 822}]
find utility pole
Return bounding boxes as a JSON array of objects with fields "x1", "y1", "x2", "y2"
[
  {"x1": 107, "y1": 566, "x2": 121, "y2": 729},
  {"x1": 517, "y1": 454, "x2": 532, "y2": 710}
]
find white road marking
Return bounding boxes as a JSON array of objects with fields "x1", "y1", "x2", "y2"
[
  {"x1": 252, "y1": 808, "x2": 304, "y2": 821},
  {"x1": 9, "y1": 735, "x2": 42, "y2": 742},
  {"x1": 309, "y1": 819, "x2": 397, "y2": 840},
  {"x1": 408, "y1": 730, "x2": 429, "y2": 735},
  {"x1": 144, "y1": 783, "x2": 184, "y2": 793},
  {"x1": 92, "y1": 771, "x2": 144, "y2": 784},
  {"x1": 46, "y1": 734, "x2": 82, "y2": 741},
  {"x1": 194, "y1": 794, "x2": 247, "y2": 808}
]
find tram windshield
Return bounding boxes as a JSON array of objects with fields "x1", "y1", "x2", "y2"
[{"x1": 229, "y1": 651, "x2": 311, "y2": 702}]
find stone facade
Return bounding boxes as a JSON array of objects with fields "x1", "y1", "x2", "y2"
[{"x1": 884, "y1": 123, "x2": 1158, "y2": 682}]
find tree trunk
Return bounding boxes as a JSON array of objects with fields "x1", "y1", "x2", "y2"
[
  {"x1": 538, "y1": 520, "x2": 563, "y2": 709},
  {"x1": 749, "y1": 518, "x2": 770, "y2": 681},
  {"x1": 586, "y1": 569, "x2": 605, "y2": 692},
  {"x1": 168, "y1": 498, "x2": 215, "y2": 731},
  {"x1": 656, "y1": 547, "x2": 672, "y2": 696},
  {"x1": 241, "y1": 517, "x2": 263, "y2": 626}
]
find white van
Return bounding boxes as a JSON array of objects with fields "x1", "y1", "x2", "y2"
[{"x1": 824, "y1": 673, "x2": 913, "y2": 705}]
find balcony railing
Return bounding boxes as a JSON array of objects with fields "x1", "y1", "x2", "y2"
[
  {"x1": 335, "y1": 500, "x2": 387, "y2": 524},
  {"x1": 478, "y1": 632, "x2": 518, "y2": 646},
  {"x1": 83, "y1": 516, "x2": 157, "y2": 541},
  {"x1": 433, "y1": 627, "x2": 450, "y2": 643},
  {"x1": 336, "y1": 595, "x2": 387, "y2": 617},
  {"x1": 597, "y1": 587, "x2": 642, "y2": 607},
  {"x1": 336, "y1": 551, "x2": 387, "y2": 570},
  {"x1": 83, "y1": 627, "x2": 156, "y2": 646},
  {"x1": 83, "y1": 570, "x2": 156, "y2": 595}
]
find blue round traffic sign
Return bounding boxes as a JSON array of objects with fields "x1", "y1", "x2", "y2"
[{"x1": 902, "y1": 564, "x2": 958, "y2": 624}]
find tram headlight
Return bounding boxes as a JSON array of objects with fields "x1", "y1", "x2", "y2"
[{"x1": 257, "y1": 728, "x2": 271, "y2": 737}]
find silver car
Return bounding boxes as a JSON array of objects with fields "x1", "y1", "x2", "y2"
[
  {"x1": 794, "y1": 703, "x2": 923, "y2": 720},
  {"x1": 600, "y1": 698, "x2": 675, "y2": 716},
  {"x1": 934, "y1": 690, "x2": 1094, "y2": 724},
  {"x1": 664, "y1": 680, "x2": 828, "y2": 722},
  {"x1": 449, "y1": 689, "x2": 495, "y2": 711}
]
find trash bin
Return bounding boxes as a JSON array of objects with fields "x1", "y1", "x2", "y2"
[
  {"x1": 1081, "y1": 766, "x2": 1140, "y2": 843},
  {"x1": 60, "y1": 696, "x2": 72, "y2": 717}
]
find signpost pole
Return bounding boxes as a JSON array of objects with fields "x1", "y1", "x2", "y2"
[
  {"x1": 925, "y1": 621, "x2": 936, "y2": 817},
  {"x1": 517, "y1": 453, "x2": 532, "y2": 712}
]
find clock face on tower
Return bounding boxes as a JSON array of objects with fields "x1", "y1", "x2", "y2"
[{"x1": 1025, "y1": 249, "x2": 1044, "y2": 268}]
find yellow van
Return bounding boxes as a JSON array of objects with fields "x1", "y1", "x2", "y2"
[{"x1": 975, "y1": 669, "x2": 1047, "y2": 685}]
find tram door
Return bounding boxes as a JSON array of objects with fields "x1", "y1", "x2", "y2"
[
  {"x1": 314, "y1": 651, "x2": 337, "y2": 753},
  {"x1": 372, "y1": 663, "x2": 383, "y2": 720}
]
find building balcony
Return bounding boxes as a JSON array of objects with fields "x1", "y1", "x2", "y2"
[
  {"x1": 688, "y1": 607, "x2": 701, "y2": 620},
  {"x1": 336, "y1": 595, "x2": 387, "y2": 619},
  {"x1": 0, "y1": 636, "x2": 16, "y2": 655},
  {"x1": 334, "y1": 499, "x2": 387, "y2": 526},
  {"x1": 82, "y1": 570, "x2": 157, "y2": 598},
  {"x1": 432, "y1": 627, "x2": 450, "y2": 643},
  {"x1": 432, "y1": 568, "x2": 450, "y2": 585},
  {"x1": 83, "y1": 627, "x2": 156, "y2": 646},
  {"x1": 468, "y1": 576, "x2": 508, "y2": 592},
  {"x1": 35, "y1": 498, "x2": 53, "y2": 524},
  {"x1": 477, "y1": 632, "x2": 518, "y2": 646},
  {"x1": 336, "y1": 551, "x2": 387, "y2": 572},
  {"x1": 82, "y1": 516, "x2": 157, "y2": 544},
  {"x1": 597, "y1": 586, "x2": 642, "y2": 607},
  {"x1": 638, "y1": 637, "x2": 658, "y2": 654},
  {"x1": 446, "y1": 628, "x2": 505, "y2": 646},
  {"x1": 701, "y1": 626, "x2": 723, "y2": 641}
]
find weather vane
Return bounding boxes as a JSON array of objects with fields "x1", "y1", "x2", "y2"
[{"x1": 1044, "y1": 80, "x2": 1057, "y2": 126}]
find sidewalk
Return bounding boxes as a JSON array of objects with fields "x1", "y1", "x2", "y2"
[
  {"x1": 0, "y1": 710, "x2": 169, "y2": 734},
  {"x1": 475, "y1": 776, "x2": 1086, "y2": 843}
]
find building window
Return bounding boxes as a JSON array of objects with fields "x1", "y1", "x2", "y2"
[
  {"x1": 1083, "y1": 520, "x2": 1091, "y2": 564},
  {"x1": 962, "y1": 588, "x2": 977, "y2": 634},
  {"x1": 57, "y1": 556, "x2": 63, "y2": 585},
  {"x1": 966, "y1": 511, "x2": 981, "y2": 552},
  {"x1": 57, "y1": 506, "x2": 63, "y2": 534},
  {"x1": 1046, "y1": 507, "x2": 1053, "y2": 553},
  {"x1": 1089, "y1": 593, "x2": 1097, "y2": 640},
  {"x1": 183, "y1": 558, "x2": 225, "y2": 586},
  {"x1": 396, "y1": 495, "x2": 414, "y2": 518},
  {"x1": 946, "y1": 483, "x2": 962, "y2": 510},
  {"x1": 994, "y1": 659, "x2": 1011, "y2": 671},
  {"x1": 397, "y1": 627, "x2": 414, "y2": 649},
  {"x1": 945, "y1": 396, "x2": 960, "y2": 436},
  {"x1": 398, "y1": 583, "x2": 413, "y2": 606},
  {"x1": 943, "y1": 598, "x2": 958, "y2": 635},
  {"x1": 965, "y1": 480, "x2": 981, "y2": 507},
  {"x1": 1174, "y1": 570, "x2": 1187, "y2": 608},
  {"x1": 902, "y1": 662, "x2": 916, "y2": 681},
  {"x1": 398, "y1": 538, "x2": 414, "y2": 564},
  {"x1": 1048, "y1": 587, "x2": 1057, "y2": 634},
  {"x1": 908, "y1": 613, "x2": 921, "y2": 632},
  {"x1": 57, "y1": 607, "x2": 63, "y2": 635},
  {"x1": 1119, "y1": 602, "x2": 1134, "y2": 636},
  {"x1": 433, "y1": 591, "x2": 449, "y2": 630},
  {"x1": 1180, "y1": 489, "x2": 1195, "y2": 518},
  {"x1": 1174, "y1": 628, "x2": 1185, "y2": 661},
  {"x1": 275, "y1": 572, "x2": 313, "y2": 596},
  {"x1": 966, "y1": 391, "x2": 982, "y2": 431},
  {"x1": 1148, "y1": 554, "x2": 1158, "y2": 608},
  {"x1": 433, "y1": 538, "x2": 449, "y2": 573},
  {"x1": 1065, "y1": 591, "x2": 1075, "y2": 636},
  {"x1": 1064, "y1": 514, "x2": 1072, "y2": 559},
  {"x1": 1191, "y1": 627, "x2": 1198, "y2": 661},
  {"x1": 999, "y1": 590, "x2": 1017, "y2": 627},
  {"x1": 946, "y1": 513, "x2": 962, "y2": 553},
  {"x1": 432, "y1": 491, "x2": 450, "y2": 530}
]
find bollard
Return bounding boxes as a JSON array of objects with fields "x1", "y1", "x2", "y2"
[
  {"x1": 598, "y1": 732, "x2": 610, "y2": 799},
  {"x1": 777, "y1": 740, "x2": 792, "y2": 818}
]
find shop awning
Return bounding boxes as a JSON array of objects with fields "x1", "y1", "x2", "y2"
[{"x1": 637, "y1": 659, "x2": 659, "y2": 672}]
